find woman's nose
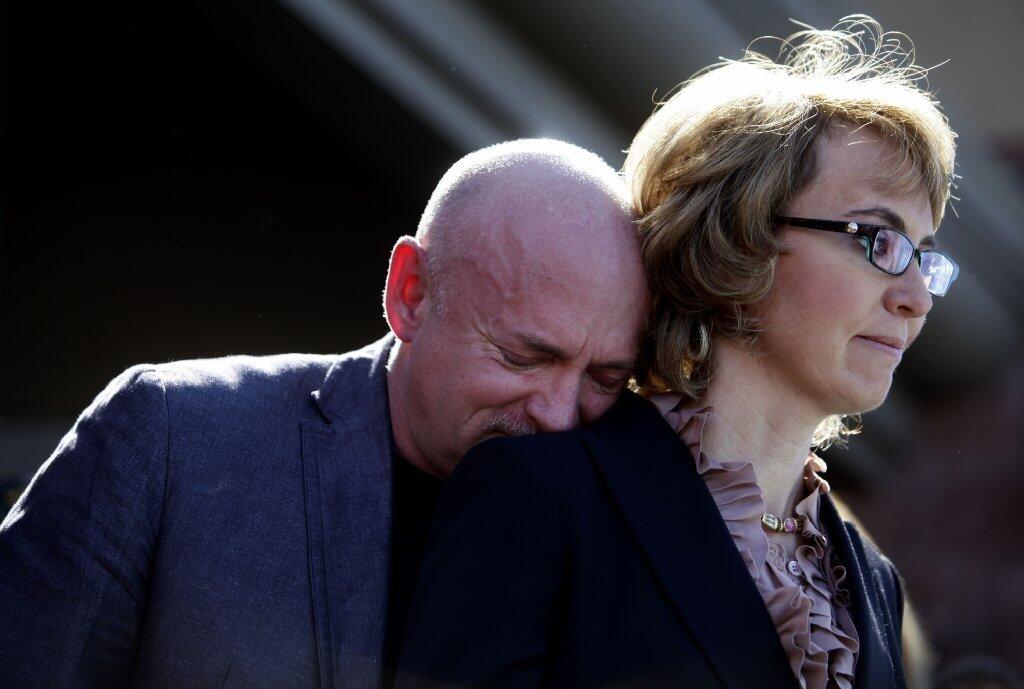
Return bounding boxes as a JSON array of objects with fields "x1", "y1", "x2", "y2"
[{"x1": 884, "y1": 262, "x2": 934, "y2": 319}]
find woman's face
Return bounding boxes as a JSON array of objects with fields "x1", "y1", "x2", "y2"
[{"x1": 760, "y1": 127, "x2": 936, "y2": 416}]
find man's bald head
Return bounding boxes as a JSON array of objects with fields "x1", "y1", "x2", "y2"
[
  {"x1": 384, "y1": 138, "x2": 648, "y2": 478},
  {"x1": 414, "y1": 139, "x2": 633, "y2": 309}
]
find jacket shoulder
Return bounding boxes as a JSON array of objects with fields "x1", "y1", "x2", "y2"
[
  {"x1": 842, "y1": 519, "x2": 905, "y2": 633},
  {"x1": 838, "y1": 513, "x2": 903, "y2": 590},
  {"x1": 116, "y1": 352, "x2": 358, "y2": 428},
  {"x1": 460, "y1": 428, "x2": 592, "y2": 486},
  {"x1": 861, "y1": 532, "x2": 904, "y2": 602},
  {"x1": 152, "y1": 352, "x2": 337, "y2": 397},
  {"x1": 454, "y1": 391, "x2": 677, "y2": 493}
]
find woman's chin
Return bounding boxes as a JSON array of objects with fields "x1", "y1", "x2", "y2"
[{"x1": 832, "y1": 372, "x2": 894, "y2": 415}]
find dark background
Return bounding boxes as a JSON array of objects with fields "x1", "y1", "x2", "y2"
[
  {"x1": 2, "y1": 0, "x2": 455, "y2": 418},
  {"x1": 3, "y1": 1, "x2": 1023, "y2": 686}
]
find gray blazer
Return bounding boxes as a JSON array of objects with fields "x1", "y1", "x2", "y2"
[{"x1": 0, "y1": 335, "x2": 398, "y2": 689}]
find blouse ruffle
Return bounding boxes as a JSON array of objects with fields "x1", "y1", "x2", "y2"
[{"x1": 650, "y1": 394, "x2": 860, "y2": 689}]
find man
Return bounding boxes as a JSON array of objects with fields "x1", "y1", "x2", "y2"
[{"x1": 0, "y1": 139, "x2": 649, "y2": 689}]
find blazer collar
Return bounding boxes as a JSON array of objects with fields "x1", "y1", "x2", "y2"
[
  {"x1": 583, "y1": 391, "x2": 798, "y2": 689},
  {"x1": 819, "y1": 496, "x2": 905, "y2": 689},
  {"x1": 311, "y1": 333, "x2": 395, "y2": 426},
  {"x1": 302, "y1": 333, "x2": 396, "y2": 689}
]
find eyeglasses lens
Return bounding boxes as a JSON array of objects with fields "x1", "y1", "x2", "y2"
[
  {"x1": 872, "y1": 229, "x2": 915, "y2": 274},
  {"x1": 873, "y1": 229, "x2": 957, "y2": 296},
  {"x1": 921, "y1": 252, "x2": 956, "y2": 296}
]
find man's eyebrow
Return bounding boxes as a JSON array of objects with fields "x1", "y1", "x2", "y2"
[
  {"x1": 590, "y1": 360, "x2": 636, "y2": 372},
  {"x1": 517, "y1": 335, "x2": 569, "y2": 359},
  {"x1": 845, "y1": 206, "x2": 935, "y2": 248},
  {"x1": 515, "y1": 334, "x2": 635, "y2": 370}
]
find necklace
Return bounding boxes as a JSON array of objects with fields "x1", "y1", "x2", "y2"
[{"x1": 761, "y1": 512, "x2": 805, "y2": 534}]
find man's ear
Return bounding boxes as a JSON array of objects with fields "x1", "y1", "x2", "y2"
[{"x1": 384, "y1": 236, "x2": 433, "y2": 342}]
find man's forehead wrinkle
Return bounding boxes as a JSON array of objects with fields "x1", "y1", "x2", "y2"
[
  {"x1": 482, "y1": 189, "x2": 627, "y2": 279},
  {"x1": 459, "y1": 237, "x2": 522, "y2": 304}
]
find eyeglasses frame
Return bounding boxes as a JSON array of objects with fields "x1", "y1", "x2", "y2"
[{"x1": 773, "y1": 215, "x2": 959, "y2": 296}]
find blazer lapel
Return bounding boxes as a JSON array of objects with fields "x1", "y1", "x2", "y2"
[
  {"x1": 819, "y1": 496, "x2": 905, "y2": 689},
  {"x1": 583, "y1": 392, "x2": 798, "y2": 689},
  {"x1": 302, "y1": 335, "x2": 396, "y2": 689}
]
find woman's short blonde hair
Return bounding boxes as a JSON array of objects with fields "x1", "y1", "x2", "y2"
[{"x1": 624, "y1": 16, "x2": 956, "y2": 447}]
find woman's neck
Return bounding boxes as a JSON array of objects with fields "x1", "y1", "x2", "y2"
[{"x1": 697, "y1": 338, "x2": 823, "y2": 517}]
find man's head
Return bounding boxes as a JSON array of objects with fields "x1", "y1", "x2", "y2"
[{"x1": 384, "y1": 139, "x2": 649, "y2": 477}]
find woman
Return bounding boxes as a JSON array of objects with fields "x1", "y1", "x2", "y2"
[{"x1": 396, "y1": 17, "x2": 956, "y2": 689}]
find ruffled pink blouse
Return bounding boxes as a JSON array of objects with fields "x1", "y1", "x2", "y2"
[{"x1": 650, "y1": 394, "x2": 860, "y2": 689}]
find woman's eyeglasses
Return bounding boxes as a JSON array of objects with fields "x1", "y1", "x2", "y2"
[{"x1": 774, "y1": 216, "x2": 959, "y2": 297}]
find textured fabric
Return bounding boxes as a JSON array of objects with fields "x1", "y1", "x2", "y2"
[
  {"x1": 0, "y1": 335, "x2": 397, "y2": 689},
  {"x1": 651, "y1": 394, "x2": 860, "y2": 689},
  {"x1": 396, "y1": 391, "x2": 906, "y2": 689}
]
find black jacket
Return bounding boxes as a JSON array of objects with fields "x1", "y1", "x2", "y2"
[{"x1": 396, "y1": 391, "x2": 906, "y2": 689}]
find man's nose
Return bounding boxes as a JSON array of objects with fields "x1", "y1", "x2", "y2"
[{"x1": 524, "y1": 378, "x2": 581, "y2": 433}]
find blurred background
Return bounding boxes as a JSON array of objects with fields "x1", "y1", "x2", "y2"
[{"x1": 2, "y1": 1, "x2": 1021, "y2": 686}]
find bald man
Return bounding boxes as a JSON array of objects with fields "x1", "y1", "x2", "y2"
[{"x1": 0, "y1": 140, "x2": 649, "y2": 689}]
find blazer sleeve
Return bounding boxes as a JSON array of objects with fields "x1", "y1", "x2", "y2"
[
  {"x1": 395, "y1": 436, "x2": 565, "y2": 689},
  {"x1": 0, "y1": 367, "x2": 169, "y2": 689}
]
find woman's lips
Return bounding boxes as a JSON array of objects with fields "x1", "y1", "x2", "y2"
[{"x1": 854, "y1": 335, "x2": 904, "y2": 358}]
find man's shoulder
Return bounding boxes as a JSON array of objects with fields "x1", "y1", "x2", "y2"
[
  {"x1": 98, "y1": 336, "x2": 393, "y2": 423},
  {"x1": 151, "y1": 352, "x2": 337, "y2": 394},
  {"x1": 144, "y1": 336, "x2": 392, "y2": 396},
  {"x1": 110, "y1": 353, "x2": 334, "y2": 418}
]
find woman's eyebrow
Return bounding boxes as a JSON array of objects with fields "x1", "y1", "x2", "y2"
[
  {"x1": 846, "y1": 205, "x2": 936, "y2": 247},
  {"x1": 844, "y1": 206, "x2": 906, "y2": 229}
]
